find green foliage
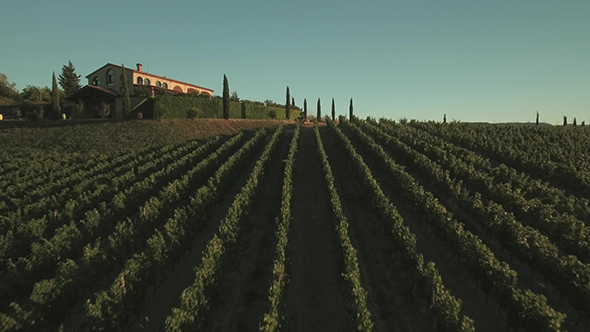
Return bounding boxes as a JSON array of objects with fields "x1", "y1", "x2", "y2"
[
  {"x1": 51, "y1": 72, "x2": 61, "y2": 118},
  {"x1": 349, "y1": 98, "x2": 353, "y2": 120},
  {"x1": 317, "y1": 98, "x2": 321, "y2": 119},
  {"x1": 121, "y1": 64, "x2": 131, "y2": 120},
  {"x1": 223, "y1": 74, "x2": 230, "y2": 119},
  {"x1": 58, "y1": 61, "x2": 81, "y2": 96},
  {"x1": 98, "y1": 101, "x2": 110, "y2": 119},
  {"x1": 314, "y1": 122, "x2": 374, "y2": 331},
  {"x1": 268, "y1": 109, "x2": 277, "y2": 119},
  {"x1": 303, "y1": 98, "x2": 308, "y2": 117},
  {"x1": 331, "y1": 97, "x2": 335, "y2": 121},
  {"x1": 153, "y1": 94, "x2": 298, "y2": 120},
  {"x1": 230, "y1": 91, "x2": 239, "y2": 102},
  {"x1": 260, "y1": 124, "x2": 300, "y2": 331},
  {"x1": 241, "y1": 102, "x2": 246, "y2": 119},
  {"x1": 0, "y1": 73, "x2": 18, "y2": 98},
  {"x1": 285, "y1": 86, "x2": 291, "y2": 120},
  {"x1": 186, "y1": 108, "x2": 199, "y2": 119},
  {"x1": 21, "y1": 85, "x2": 51, "y2": 103}
]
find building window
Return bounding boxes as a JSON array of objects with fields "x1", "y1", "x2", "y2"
[
  {"x1": 92, "y1": 76, "x2": 100, "y2": 86},
  {"x1": 144, "y1": 78, "x2": 151, "y2": 86},
  {"x1": 106, "y1": 69, "x2": 115, "y2": 86},
  {"x1": 156, "y1": 81, "x2": 161, "y2": 87},
  {"x1": 163, "y1": 82, "x2": 168, "y2": 89},
  {"x1": 137, "y1": 77, "x2": 143, "y2": 85}
]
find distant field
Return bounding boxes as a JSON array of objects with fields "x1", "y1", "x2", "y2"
[
  {"x1": 1, "y1": 118, "x2": 590, "y2": 331},
  {"x1": 0, "y1": 118, "x2": 283, "y2": 158}
]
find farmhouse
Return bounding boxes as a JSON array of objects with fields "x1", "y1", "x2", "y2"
[
  {"x1": 66, "y1": 63, "x2": 214, "y2": 118},
  {"x1": 85, "y1": 63, "x2": 213, "y2": 97}
]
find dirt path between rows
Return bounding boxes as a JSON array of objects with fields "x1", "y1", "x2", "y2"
[
  {"x1": 341, "y1": 127, "x2": 501, "y2": 332},
  {"x1": 123, "y1": 132, "x2": 272, "y2": 331},
  {"x1": 282, "y1": 126, "x2": 350, "y2": 331},
  {"x1": 321, "y1": 128, "x2": 432, "y2": 332},
  {"x1": 198, "y1": 127, "x2": 293, "y2": 331}
]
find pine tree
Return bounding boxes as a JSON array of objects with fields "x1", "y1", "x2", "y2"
[
  {"x1": 331, "y1": 98, "x2": 335, "y2": 121},
  {"x1": 121, "y1": 65, "x2": 131, "y2": 119},
  {"x1": 52, "y1": 72, "x2": 61, "y2": 118},
  {"x1": 304, "y1": 99, "x2": 308, "y2": 117},
  {"x1": 286, "y1": 86, "x2": 291, "y2": 120},
  {"x1": 349, "y1": 98, "x2": 353, "y2": 120},
  {"x1": 317, "y1": 98, "x2": 321, "y2": 120},
  {"x1": 223, "y1": 74, "x2": 230, "y2": 119},
  {"x1": 241, "y1": 102, "x2": 246, "y2": 119},
  {"x1": 58, "y1": 61, "x2": 81, "y2": 96}
]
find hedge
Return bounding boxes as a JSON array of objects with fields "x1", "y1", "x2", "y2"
[{"x1": 153, "y1": 95, "x2": 301, "y2": 120}]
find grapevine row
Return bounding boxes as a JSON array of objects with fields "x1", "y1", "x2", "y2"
[
  {"x1": 326, "y1": 119, "x2": 476, "y2": 332},
  {"x1": 0, "y1": 130, "x2": 260, "y2": 330},
  {"x1": 164, "y1": 126, "x2": 284, "y2": 331},
  {"x1": 259, "y1": 124, "x2": 300, "y2": 332},
  {"x1": 355, "y1": 119, "x2": 590, "y2": 316},
  {"x1": 336, "y1": 118, "x2": 565, "y2": 332},
  {"x1": 314, "y1": 122, "x2": 374, "y2": 331}
]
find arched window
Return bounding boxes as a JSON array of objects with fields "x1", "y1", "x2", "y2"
[
  {"x1": 156, "y1": 81, "x2": 161, "y2": 87},
  {"x1": 137, "y1": 77, "x2": 143, "y2": 85},
  {"x1": 163, "y1": 82, "x2": 168, "y2": 89},
  {"x1": 92, "y1": 76, "x2": 100, "y2": 86},
  {"x1": 106, "y1": 69, "x2": 115, "y2": 86},
  {"x1": 144, "y1": 78, "x2": 151, "y2": 86}
]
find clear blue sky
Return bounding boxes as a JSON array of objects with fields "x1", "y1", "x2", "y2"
[{"x1": 1, "y1": 0, "x2": 588, "y2": 124}]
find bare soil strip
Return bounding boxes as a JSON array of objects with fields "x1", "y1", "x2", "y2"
[
  {"x1": 282, "y1": 126, "x2": 350, "y2": 332},
  {"x1": 197, "y1": 127, "x2": 293, "y2": 331},
  {"x1": 321, "y1": 128, "x2": 431, "y2": 332}
]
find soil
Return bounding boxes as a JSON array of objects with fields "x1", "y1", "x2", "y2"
[
  {"x1": 282, "y1": 126, "x2": 351, "y2": 331},
  {"x1": 197, "y1": 127, "x2": 293, "y2": 331},
  {"x1": 321, "y1": 128, "x2": 433, "y2": 332},
  {"x1": 336, "y1": 127, "x2": 504, "y2": 332}
]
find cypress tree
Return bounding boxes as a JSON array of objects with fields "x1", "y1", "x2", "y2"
[
  {"x1": 304, "y1": 99, "x2": 308, "y2": 117},
  {"x1": 292, "y1": 97, "x2": 295, "y2": 107},
  {"x1": 121, "y1": 64, "x2": 131, "y2": 120},
  {"x1": 349, "y1": 98, "x2": 353, "y2": 121},
  {"x1": 223, "y1": 74, "x2": 230, "y2": 119},
  {"x1": 563, "y1": 116, "x2": 567, "y2": 126},
  {"x1": 331, "y1": 98, "x2": 335, "y2": 121},
  {"x1": 536, "y1": 112, "x2": 539, "y2": 126},
  {"x1": 286, "y1": 86, "x2": 291, "y2": 120},
  {"x1": 573, "y1": 117, "x2": 577, "y2": 126},
  {"x1": 241, "y1": 102, "x2": 246, "y2": 119},
  {"x1": 52, "y1": 72, "x2": 61, "y2": 118},
  {"x1": 317, "y1": 98, "x2": 321, "y2": 120},
  {"x1": 58, "y1": 61, "x2": 81, "y2": 96},
  {"x1": 443, "y1": 114, "x2": 447, "y2": 124}
]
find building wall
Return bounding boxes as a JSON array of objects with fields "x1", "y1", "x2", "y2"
[
  {"x1": 87, "y1": 64, "x2": 212, "y2": 96},
  {"x1": 86, "y1": 65, "x2": 134, "y2": 93}
]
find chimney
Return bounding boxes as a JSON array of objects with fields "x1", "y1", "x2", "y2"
[{"x1": 136, "y1": 63, "x2": 142, "y2": 72}]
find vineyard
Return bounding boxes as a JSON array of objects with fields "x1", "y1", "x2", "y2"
[{"x1": 1, "y1": 118, "x2": 590, "y2": 332}]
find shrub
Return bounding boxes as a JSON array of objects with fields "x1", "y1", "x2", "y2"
[
  {"x1": 268, "y1": 109, "x2": 277, "y2": 119},
  {"x1": 154, "y1": 103, "x2": 169, "y2": 119},
  {"x1": 186, "y1": 108, "x2": 199, "y2": 119},
  {"x1": 98, "y1": 101, "x2": 110, "y2": 118}
]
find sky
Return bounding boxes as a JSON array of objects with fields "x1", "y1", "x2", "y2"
[{"x1": 1, "y1": 0, "x2": 588, "y2": 124}]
